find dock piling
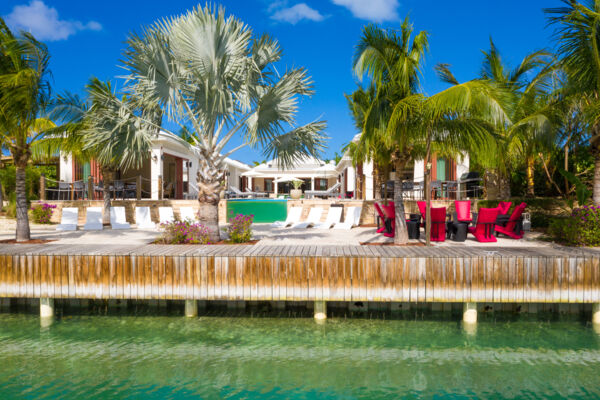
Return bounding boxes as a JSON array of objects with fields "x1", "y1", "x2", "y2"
[
  {"x1": 314, "y1": 301, "x2": 327, "y2": 320},
  {"x1": 40, "y1": 298, "x2": 54, "y2": 318},
  {"x1": 185, "y1": 300, "x2": 198, "y2": 317},
  {"x1": 463, "y1": 302, "x2": 477, "y2": 324}
]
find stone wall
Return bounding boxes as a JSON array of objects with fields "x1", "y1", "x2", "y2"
[{"x1": 38, "y1": 198, "x2": 475, "y2": 226}]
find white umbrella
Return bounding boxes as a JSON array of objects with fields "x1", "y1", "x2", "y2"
[
  {"x1": 273, "y1": 176, "x2": 302, "y2": 183},
  {"x1": 315, "y1": 163, "x2": 339, "y2": 178},
  {"x1": 241, "y1": 170, "x2": 264, "y2": 178}
]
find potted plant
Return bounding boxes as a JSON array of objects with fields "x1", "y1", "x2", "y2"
[{"x1": 290, "y1": 179, "x2": 303, "y2": 199}]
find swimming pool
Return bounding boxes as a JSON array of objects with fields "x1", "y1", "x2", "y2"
[{"x1": 226, "y1": 199, "x2": 287, "y2": 223}]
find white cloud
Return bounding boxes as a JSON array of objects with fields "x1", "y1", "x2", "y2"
[
  {"x1": 270, "y1": 3, "x2": 325, "y2": 24},
  {"x1": 4, "y1": 0, "x2": 102, "y2": 41},
  {"x1": 332, "y1": 0, "x2": 399, "y2": 22}
]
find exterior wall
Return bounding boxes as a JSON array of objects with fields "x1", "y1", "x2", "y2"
[
  {"x1": 59, "y1": 154, "x2": 72, "y2": 182},
  {"x1": 363, "y1": 160, "x2": 374, "y2": 200},
  {"x1": 456, "y1": 154, "x2": 469, "y2": 179},
  {"x1": 413, "y1": 160, "x2": 425, "y2": 182}
]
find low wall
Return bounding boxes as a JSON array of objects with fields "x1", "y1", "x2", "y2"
[{"x1": 37, "y1": 198, "x2": 474, "y2": 227}]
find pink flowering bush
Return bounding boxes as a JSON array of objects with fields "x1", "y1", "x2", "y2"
[
  {"x1": 548, "y1": 205, "x2": 600, "y2": 246},
  {"x1": 30, "y1": 203, "x2": 57, "y2": 224},
  {"x1": 226, "y1": 213, "x2": 254, "y2": 243},
  {"x1": 156, "y1": 220, "x2": 210, "y2": 244}
]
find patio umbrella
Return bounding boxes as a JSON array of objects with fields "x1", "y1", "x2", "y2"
[
  {"x1": 241, "y1": 170, "x2": 264, "y2": 178},
  {"x1": 315, "y1": 163, "x2": 339, "y2": 178},
  {"x1": 273, "y1": 176, "x2": 301, "y2": 183}
]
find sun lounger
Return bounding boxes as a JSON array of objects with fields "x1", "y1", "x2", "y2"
[
  {"x1": 304, "y1": 182, "x2": 341, "y2": 199},
  {"x1": 110, "y1": 206, "x2": 131, "y2": 230},
  {"x1": 230, "y1": 187, "x2": 252, "y2": 198},
  {"x1": 245, "y1": 187, "x2": 268, "y2": 198},
  {"x1": 290, "y1": 207, "x2": 323, "y2": 229},
  {"x1": 56, "y1": 207, "x2": 78, "y2": 231},
  {"x1": 159, "y1": 207, "x2": 175, "y2": 224},
  {"x1": 313, "y1": 206, "x2": 343, "y2": 229},
  {"x1": 135, "y1": 207, "x2": 156, "y2": 229},
  {"x1": 333, "y1": 206, "x2": 362, "y2": 230},
  {"x1": 272, "y1": 206, "x2": 302, "y2": 227},
  {"x1": 179, "y1": 207, "x2": 197, "y2": 222},
  {"x1": 83, "y1": 207, "x2": 103, "y2": 230}
]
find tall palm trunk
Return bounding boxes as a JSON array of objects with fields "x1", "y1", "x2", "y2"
[
  {"x1": 393, "y1": 158, "x2": 409, "y2": 244},
  {"x1": 197, "y1": 157, "x2": 225, "y2": 243},
  {"x1": 424, "y1": 134, "x2": 432, "y2": 246},
  {"x1": 100, "y1": 167, "x2": 112, "y2": 225},
  {"x1": 526, "y1": 156, "x2": 535, "y2": 197},
  {"x1": 0, "y1": 178, "x2": 4, "y2": 212},
  {"x1": 15, "y1": 163, "x2": 30, "y2": 242},
  {"x1": 373, "y1": 164, "x2": 381, "y2": 200},
  {"x1": 594, "y1": 152, "x2": 600, "y2": 206}
]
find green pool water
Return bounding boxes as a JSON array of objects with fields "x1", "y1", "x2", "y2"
[
  {"x1": 1, "y1": 312, "x2": 599, "y2": 399},
  {"x1": 226, "y1": 199, "x2": 287, "y2": 223}
]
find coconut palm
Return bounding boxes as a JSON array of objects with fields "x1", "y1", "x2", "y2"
[
  {"x1": 120, "y1": 5, "x2": 326, "y2": 241},
  {"x1": 352, "y1": 19, "x2": 429, "y2": 243},
  {"x1": 42, "y1": 78, "x2": 157, "y2": 224},
  {"x1": 470, "y1": 40, "x2": 556, "y2": 198},
  {"x1": 0, "y1": 19, "x2": 55, "y2": 241},
  {"x1": 546, "y1": 0, "x2": 600, "y2": 204}
]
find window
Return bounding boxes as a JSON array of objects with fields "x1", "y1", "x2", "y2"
[
  {"x1": 318, "y1": 179, "x2": 328, "y2": 190},
  {"x1": 265, "y1": 179, "x2": 274, "y2": 192}
]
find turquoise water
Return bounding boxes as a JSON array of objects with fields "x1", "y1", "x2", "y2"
[
  {"x1": 226, "y1": 199, "x2": 287, "y2": 223},
  {"x1": 1, "y1": 312, "x2": 600, "y2": 399}
]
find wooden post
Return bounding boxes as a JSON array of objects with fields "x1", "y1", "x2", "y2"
[
  {"x1": 87, "y1": 176, "x2": 94, "y2": 200},
  {"x1": 136, "y1": 175, "x2": 142, "y2": 200},
  {"x1": 40, "y1": 298, "x2": 54, "y2": 318},
  {"x1": 463, "y1": 302, "x2": 477, "y2": 324},
  {"x1": 185, "y1": 300, "x2": 197, "y2": 317},
  {"x1": 158, "y1": 175, "x2": 163, "y2": 200},
  {"x1": 70, "y1": 182, "x2": 74, "y2": 201},
  {"x1": 39, "y1": 173, "x2": 46, "y2": 201},
  {"x1": 314, "y1": 300, "x2": 327, "y2": 320}
]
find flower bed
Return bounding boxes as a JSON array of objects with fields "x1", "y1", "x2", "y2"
[
  {"x1": 30, "y1": 203, "x2": 57, "y2": 224},
  {"x1": 225, "y1": 213, "x2": 254, "y2": 243},
  {"x1": 155, "y1": 220, "x2": 211, "y2": 244}
]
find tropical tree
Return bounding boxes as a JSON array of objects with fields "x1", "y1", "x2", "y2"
[
  {"x1": 117, "y1": 5, "x2": 326, "y2": 241},
  {"x1": 42, "y1": 78, "x2": 158, "y2": 224},
  {"x1": 0, "y1": 19, "x2": 55, "y2": 241},
  {"x1": 546, "y1": 0, "x2": 600, "y2": 205},
  {"x1": 352, "y1": 19, "x2": 429, "y2": 243}
]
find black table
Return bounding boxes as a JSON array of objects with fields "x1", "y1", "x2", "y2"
[
  {"x1": 447, "y1": 221, "x2": 469, "y2": 242},
  {"x1": 406, "y1": 220, "x2": 420, "y2": 239}
]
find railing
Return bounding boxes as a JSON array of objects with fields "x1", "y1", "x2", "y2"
[
  {"x1": 41, "y1": 174, "x2": 153, "y2": 201},
  {"x1": 398, "y1": 179, "x2": 484, "y2": 201}
]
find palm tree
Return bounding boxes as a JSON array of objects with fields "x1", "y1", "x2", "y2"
[
  {"x1": 0, "y1": 19, "x2": 54, "y2": 241},
  {"x1": 386, "y1": 81, "x2": 505, "y2": 245},
  {"x1": 469, "y1": 40, "x2": 556, "y2": 198},
  {"x1": 43, "y1": 78, "x2": 157, "y2": 224},
  {"x1": 120, "y1": 5, "x2": 326, "y2": 241},
  {"x1": 546, "y1": 0, "x2": 600, "y2": 204},
  {"x1": 352, "y1": 19, "x2": 429, "y2": 243}
]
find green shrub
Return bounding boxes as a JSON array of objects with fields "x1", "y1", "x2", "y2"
[
  {"x1": 226, "y1": 213, "x2": 254, "y2": 243},
  {"x1": 29, "y1": 203, "x2": 57, "y2": 224},
  {"x1": 548, "y1": 205, "x2": 600, "y2": 246},
  {"x1": 5, "y1": 192, "x2": 16, "y2": 218},
  {"x1": 155, "y1": 220, "x2": 210, "y2": 244}
]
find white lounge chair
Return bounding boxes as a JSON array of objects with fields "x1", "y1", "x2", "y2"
[
  {"x1": 333, "y1": 207, "x2": 362, "y2": 230},
  {"x1": 179, "y1": 207, "x2": 197, "y2": 222},
  {"x1": 272, "y1": 207, "x2": 303, "y2": 228},
  {"x1": 158, "y1": 207, "x2": 175, "y2": 224},
  {"x1": 110, "y1": 206, "x2": 131, "y2": 230},
  {"x1": 305, "y1": 182, "x2": 341, "y2": 199},
  {"x1": 135, "y1": 207, "x2": 156, "y2": 229},
  {"x1": 230, "y1": 187, "x2": 251, "y2": 198},
  {"x1": 290, "y1": 207, "x2": 323, "y2": 229},
  {"x1": 245, "y1": 187, "x2": 268, "y2": 198},
  {"x1": 83, "y1": 207, "x2": 103, "y2": 230},
  {"x1": 56, "y1": 207, "x2": 78, "y2": 231},
  {"x1": 314, "y1": 206, "x2": 343, "y2": 229}
]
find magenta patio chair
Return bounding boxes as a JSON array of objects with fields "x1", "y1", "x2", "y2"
[
  {"x1": 430, "y1": 207, "x2": 447, "y2": 242},
  {"x1": 468, "y1": 207, "x2": 500, "y2": 242},
  {"x1": 417, "y1": 200, "x2": 426, "y2": 227},
  {"x1": 495, "y1": 202, "x2": 527, "y2": 239},
  {"x1": 455, "y1": 200, "x2": 472, "y2": 223},
  {"x1": 374, "y1": 202, "x2": 387, "y2": 234},
  {"x1": 498, "y1": 201, "x2": 512, "y2": 215}
]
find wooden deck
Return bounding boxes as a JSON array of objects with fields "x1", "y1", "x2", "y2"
[{"x1": 0, "y1": 244, "x2": 599, "y2": 304}]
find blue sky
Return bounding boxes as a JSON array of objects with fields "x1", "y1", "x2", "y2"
[{"x1": 1, "y1": 0, "x2": 562, "y2": 164}]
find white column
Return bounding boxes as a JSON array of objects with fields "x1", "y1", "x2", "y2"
[
  {"x1": 274, "y1": 179, "x2": 278, "y2": 196},
  {"x1": 185, "y1": 300, "x2": 197, "y2": 317},
  {"x1": 463, "y1": 302, "x2": 477, "y2": 324},
  {"x1": 40, "y1": 298, "x2": 54, "y2": 318},
  {"x1": 314, "y1": 300, "x2": 327, "y2": 320},
  {"x1": 248, "y1": 177, "x2": 252, "y2": 191},
  {"x1": 311, "y1": 177, "x2": 315, "y2": 191}
]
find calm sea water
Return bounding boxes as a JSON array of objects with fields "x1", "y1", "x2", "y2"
[{"x1": 0, "y1": 311, "x2": 599, "y2": 399}]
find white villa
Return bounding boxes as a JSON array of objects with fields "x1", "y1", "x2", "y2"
[
  {"x1": 335, "y1": 134, "x2": 470, "y2": 200},
  {"x1": 242, "y1": 156, "x2": 339, "y2": 196},
  {"x1": 58, "y1": 131, "x2": 251, "y2": 200}
]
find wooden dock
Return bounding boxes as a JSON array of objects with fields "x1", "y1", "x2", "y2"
[{"x1": 1, "y1": 244, "x2": 599, "y2": 304}]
